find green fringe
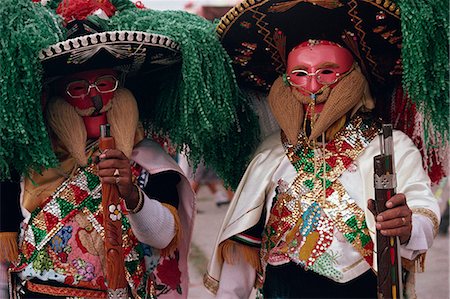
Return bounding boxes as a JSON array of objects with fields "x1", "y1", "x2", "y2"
[
  {"x1": 108, "y1": 9, "x2": 259, "y2": 188},
  {"x1": 0, "y1": 1, "x2": 259, "y2": 187},
  {"x1": 0, "y1": 0, "x2": 64, "y2": 179},
  {"x1": 396, "y1": 0, "x2": 449, "y2": 144}
]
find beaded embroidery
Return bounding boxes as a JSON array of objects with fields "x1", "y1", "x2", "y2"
[
  {"x1": 261, "y1": 114, "x2": 380, "y2": 280},
  {"x1": 11, "y1": 162, "x2": 183, "y2": 298}
]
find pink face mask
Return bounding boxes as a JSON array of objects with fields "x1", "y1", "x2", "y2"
[
  {"x1": 59, "y1": 69, "x2": 119, "y2": 138},
  {"x1": 286, "y1": 41, "x2": 354, "y2": 95},
  {"x1": 62, "y1": 69, "x2": 118, "y2": 111}
]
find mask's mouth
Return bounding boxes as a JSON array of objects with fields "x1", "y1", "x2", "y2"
[{"x1": 305, "y1": 102, "x2": 324, "y2": 118}]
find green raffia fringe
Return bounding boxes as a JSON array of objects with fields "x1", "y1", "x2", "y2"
[
  {"x1": 397, "y1": 0, "x2": 449, "y2": 144},
  {"x1": 0, "y1": 1, "x2": 259, "y2": 187},
  {"x1": 0, "y1": 0, "x2": 64, "y2": 179},
  {"x1": 108, "y1": 9, "x2": 259, "y2": 188}
]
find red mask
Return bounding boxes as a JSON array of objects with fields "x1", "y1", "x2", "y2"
[
  {"x1": 286, "y1": 40, "x2": 354, "y2": 95},
  {"x1": 60, "y1": 69, "x2": 118, "y2": 139}
]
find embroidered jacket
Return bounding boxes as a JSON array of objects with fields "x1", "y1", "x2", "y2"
[
  {"x1": 7, "y1": 140, "x2": 195, "y2": 299},
  {"x1": 205, "y1": 116, "x2": 440, "y2": 297}
]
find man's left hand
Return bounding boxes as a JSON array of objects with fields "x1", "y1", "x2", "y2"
[{"x1": 373, "y1": 193, "x2": 412, "y2": 244}]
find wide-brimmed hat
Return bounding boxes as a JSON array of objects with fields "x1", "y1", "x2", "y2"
[
  {"x1": 217, "y1": 0, "x2": 403, "y2": 92},
  {"x1": 0, "y1": 0, "x2": 259, "y2": 188},
  {"x1": 216, "y1": 0, "x2": 448, "y2": 182},
  {"x1": 39, "y1": 18, "x2": 181, "y2": 78}
]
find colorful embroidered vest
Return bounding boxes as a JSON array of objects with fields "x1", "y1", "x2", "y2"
[
  {"x1": 260, "y1": 114, "x2": 380, "y2": 282},
  {"x1": 11, "y1": 162, "x2": 183, "y2": 298}
]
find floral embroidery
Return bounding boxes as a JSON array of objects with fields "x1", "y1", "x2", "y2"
[
  {"x1": 13, "y1": 162, "x2": 184, "y2": 297},
  {"x1": 154, "y1": 251, "x2": 182, "y2": 295},
  {"x1": 72, "y1": 258, "x2": 95, "y2": 282},
  {"x1": 109, "y1": 204, "x2": 122, "y2": 221}
]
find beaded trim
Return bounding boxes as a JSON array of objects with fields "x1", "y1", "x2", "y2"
[{"x1": 39, "y1": 31, "x2": 180, "y2": 61}]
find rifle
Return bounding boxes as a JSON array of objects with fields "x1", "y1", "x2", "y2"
[
  {"x1": 373, "y1": 124, "x2": 403, "y2": 299},
  {"x1": 99, "y1": 124, "x2": 128, "y2": 299}
]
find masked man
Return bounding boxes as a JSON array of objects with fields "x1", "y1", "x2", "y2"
[
  {"x1": 205, "y1": 1, "x2": 447, "y2": 298},
  {"x1": 0, "y1": 0, "x2": 258, "y2": 298}
]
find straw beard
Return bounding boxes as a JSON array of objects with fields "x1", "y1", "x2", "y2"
[
  {"x1": 46, "y1": 88, "x2": 139, "y2": 166},
  {"x1": 268, "y1": 67, "x2": 373, "y2": 144}
]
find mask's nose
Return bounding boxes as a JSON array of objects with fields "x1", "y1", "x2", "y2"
[
  {"x1": 91, "y1": 94, "x2": 103, "y2": 115},
  {"x1": 304, "y1": 76, "x2": 323, "y2": 94}
]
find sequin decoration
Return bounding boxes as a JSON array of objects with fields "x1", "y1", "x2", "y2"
[
  {"x1": 11, "y1": 163, "x2": 154, "y2": 297},
  {"x1": 284, "y1": 114, "x2": 379, "y2": 265}
]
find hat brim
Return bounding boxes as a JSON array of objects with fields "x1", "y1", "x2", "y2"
[
  {"x1": 39, "y1": 30, "x2": 181, "y2": 77},
  {"x1": 217, "y1": 0, "x2": 401, "y2": 92}
]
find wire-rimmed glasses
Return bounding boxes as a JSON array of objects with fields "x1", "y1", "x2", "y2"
[{"x1": 66, "y1": 75, "x2": 119, "y2": 98}]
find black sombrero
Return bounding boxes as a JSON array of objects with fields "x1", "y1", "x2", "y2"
[
  {"x1": 216, "y1": 0, "x2": 449, "y2": 183},
  {"x1": 0, "y1": 0, "x2": 261, "y2": 188},
  {"x1": 39, "y1": 18, "x2": 181, "y2": 78},
  {"x1": 217, "y1": 0, "x2": 402, "y2": 93}
]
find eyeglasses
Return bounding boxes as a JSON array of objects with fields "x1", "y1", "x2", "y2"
[
  {"x1": 66, "y1": 75, "x2": 119, "y2": 98},
  {"x1": 286, "y1": 64, "x2": 355, "y2": 87}
]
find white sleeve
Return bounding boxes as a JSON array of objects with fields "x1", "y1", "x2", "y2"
[
  {"x1": 392, "y1": 131, "x2": 440, "y2": 259},
  {"x1": 400, "y1": 214, "x2": 435, "y2": 260},
  {"x1": 216, "y1": 260, "x2": 255, "y2": 299},
  {"x1": 126, "y1": 193, "x2": 176, "y2": 249}
]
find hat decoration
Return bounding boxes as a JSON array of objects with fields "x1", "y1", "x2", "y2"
[
  {"x1": 0, "y1": 0, "x2": 259, "y2": 189},
  {"x1": 216, "y1": 0, "x2": 448, "y2": 183}
]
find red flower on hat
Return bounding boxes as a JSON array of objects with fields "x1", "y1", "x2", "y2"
[
  {"x1": 56, "y1": 0, "x2": 116, "y2": 22},
  {"x1": 157, "y1": 257, "x2": 181, "y2": 290}
]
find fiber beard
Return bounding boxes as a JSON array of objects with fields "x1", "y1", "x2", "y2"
[
  {"x1": 46, "y1": 88, "x2": 139, "y2": 166},
  {"x1": 269, "y1": 67, "x2": 372, "y2": 144}
]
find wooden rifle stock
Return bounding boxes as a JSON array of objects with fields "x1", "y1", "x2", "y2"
[
  {"x1": 99, "y1": 124, "x2": 128, "y2": 299},
  {"x1": 373, "y1": 124, "x2": 403, "y2": 299}
]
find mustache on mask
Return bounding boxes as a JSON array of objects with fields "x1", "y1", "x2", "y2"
[
  {"x1": 45, "y1": 88, "x2": 139, "y2": 166},
  {"x1": 268, "y1": 66, "x2": 374, "y2": 144}
]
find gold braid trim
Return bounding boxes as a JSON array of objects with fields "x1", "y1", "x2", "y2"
[
  {"x1": 0, "y1": 232, "x2": 18, "y2": 262},
  {"x1": 217, "y1": 0, "x2": 265, "y2": 36},
  {"x1": 368, "y1": 0, "x2": 400, "y2": 17},
  {"x1": 203, "y1": 272, "x2": 219, "y2": 295},
  {"x1": 411, "y1": 207, "x2": 440, "y2": 237},
  {"x1": 219, "y1": 239, "x2": 262, "y2": 272},
  {"x1": 160, "y1": 203, "x2": 181, "y2": 257}
]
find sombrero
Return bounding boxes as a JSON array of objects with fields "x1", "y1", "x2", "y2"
[
  {"x1": 216, "y1": 0, "x2": 448, "y2": 181},
  {"x1": 0, "y1": 0, "x2": 260, "y2": 189},
  {"x1": 39, "y1": 19, "x2": 181, "y2": 77},
  {"x1": 217, "y1": 0, "x2": 402, "y2": 93}
]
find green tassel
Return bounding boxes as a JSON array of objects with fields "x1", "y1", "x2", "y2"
[
  {"x1": 0, "y1": 0, "x2": 64, "y2": 179},
  {"x1": 108, "y1": 9, "x2": 259, "y2": 188},
  {"x1": 396, "y1": 0, "x2": 449, "y2": 144}
]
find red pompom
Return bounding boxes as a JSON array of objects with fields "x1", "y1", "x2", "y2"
[{"x1": 56, "y1": 0, "x2": 116, "y2": 22}]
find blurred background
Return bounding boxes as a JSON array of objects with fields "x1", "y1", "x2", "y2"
[{"x1": 137, "y1": 0, "x2": 239, "y2": 12}]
